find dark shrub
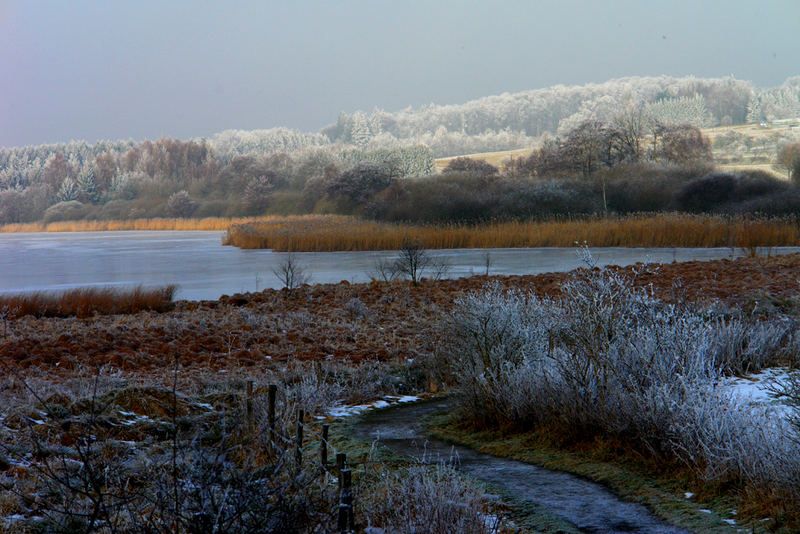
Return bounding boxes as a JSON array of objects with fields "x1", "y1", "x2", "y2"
[
  {"x1": 603, "y1": 163, "x2": 703, "y2": 214},
  {"x1": 675, "y1": 172, "x2": 738, "y2": 212},
  {"x1": 443, "y1": 156, "x2": 498, "y2": 177},
  {"x1": 724, "y1": 187, "x2": 800, "y2": 216},
  {"x1": 43, "y1": 200, "x2": 89, "y2": 223},
  {"x1": 323, "y1": 162, "x2": 396, "y2": 205},
  {"x1": 676, "y1": 171, "x2": 790, "y2": 213}
]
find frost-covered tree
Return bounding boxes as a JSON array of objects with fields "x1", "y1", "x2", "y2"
[
  {"x1": 645, "y1": 95, "x2": 714, "y2": 128},
  {"x1": 75, "y1": 169, "x2": 99, "y2": 204},
  {"x1": 746, "y1": 96, "x2": 765, "y2": 123},
  {"x1": 56, "y1": 177, "x2": 78, "y2": 202},
  {"x1": 166, "y1": 190, "x2": 197, "y2": 217},
  {"x1": 243, "y1": 172, "x2": 281, "y2": 214},
  {"x1": 350, "y1": 111, "x2": 372, "y2": 148}
]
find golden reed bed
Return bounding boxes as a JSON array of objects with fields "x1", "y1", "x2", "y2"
[
  {"x1": 223, "y1": 214, "x2": 800, "y2": 251},
  {"x1": 3, "y1": 213, "x2": 799, "y2": 251},
  {"x1": 0, "y1": 215, "x2": 323, "y2": 233},
  {"x1": 0, "y1": 285, "x2": 176, "y2": 318}
]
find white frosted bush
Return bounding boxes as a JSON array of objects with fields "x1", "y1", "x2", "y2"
[{"x1": 441, "y1": 267, "x2": 800, "y2": 495}]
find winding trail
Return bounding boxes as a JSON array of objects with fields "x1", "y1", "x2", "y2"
[{"x1": 354, "y1": 398, "x2": 691, "y2": 534}]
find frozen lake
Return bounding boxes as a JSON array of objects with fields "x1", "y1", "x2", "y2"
[{"x1": 1, "y1": 231, "x2": 797, "y2": 301}]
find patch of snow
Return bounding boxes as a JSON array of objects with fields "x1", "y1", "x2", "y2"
[
  {"x1": 720, "y1": 367, "x2": 793, "y2": 420},
  {"x1": 328, "y1": 395, "x2": 422, "y2": 418},
  {"x1": 684, "y1": 492, "x2": 694, "y2": 499},
  {"x1": 328, "y1": 404, "x2": 372, "y2": 418},
  {"x1": 723, "y1": 518, "x2": 736, "y2": 525},
  {"x1": 194, "y1": 403, "x2": 214, "y2": 410},
  {"x1": 699, "y1": 509, "x2": 712, "y2": 514}
]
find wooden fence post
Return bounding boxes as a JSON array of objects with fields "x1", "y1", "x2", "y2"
[
  {"x1": 337, "y1": 468, "x2": 354, "y2": 533},
  {"x1": 320, "y1": 424, "x2": 329, "y2": 469},
  {"x1": 335, "y1": 452, "x2": 346, "y2": 493},
  {"x1": 245, "y1": 380, "x2": 254, "y2": 431}
]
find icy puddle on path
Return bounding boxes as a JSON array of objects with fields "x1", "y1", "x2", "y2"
[{"x1": 355, "y1": 398, "x2": 690, "y2": 534}]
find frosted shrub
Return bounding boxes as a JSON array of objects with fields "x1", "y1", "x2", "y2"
[
  {"x1": 361, "y1": 463, "x2": 499, "y2": 534},
  {"x1": 708, "y1": 316, "x2": 800, "y2": 374},
  {"x1": 439, "y1": 284, "x2": 553, "y2": 426},
  {"x1": 670, "y1": 388, "x2": 800, "y2": 496},
  {"x1": 441, "y1": 266, "x2": 800, "y2": 492}
]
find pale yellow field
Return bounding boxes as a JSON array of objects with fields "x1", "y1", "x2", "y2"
[{"x1": 435, "y1": 147, "x2": 533, "y2": 172}]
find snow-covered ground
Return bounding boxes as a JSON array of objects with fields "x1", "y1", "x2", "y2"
[
  {"x1": 327, "y1": 395, "x2": 422, "y2": 418},
  {"x1": 721, "y1": 367, "x2": 794, "y2": 420}
]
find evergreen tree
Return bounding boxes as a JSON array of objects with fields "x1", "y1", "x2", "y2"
[
  {"x1": 76, "y1": 169, "x2": 99, "y2": 204},
  {"x1": 746, "y1": 97, "x2": 764, "y2": 123},
  {"x1": 350, "y1": 111, "x2": 372, "y2": 148},
  {"x1": 57, "y1": 177, "x2": 78, "y2": 202}
]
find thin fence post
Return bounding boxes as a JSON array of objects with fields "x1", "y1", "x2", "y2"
[
  {"x1": 336, "y1": 452, "x2": 346, "y2": 493},
  {"x1": 320, "y1": 424, "x2": 329, "y2": 470},
  {"x1": 295, "y1": 409, "x2": 304, "y2": 471},
  {"x1": 337, "y1": 468, "x2": 354, "y2": 533},
  {"x1": 268, "y1": 384, "x2": 277, "y2": 446},
  {"x1": 245, "y1": 380, "x2": 254, "y2": 431}
]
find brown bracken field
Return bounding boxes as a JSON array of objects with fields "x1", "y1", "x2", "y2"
[{"x1": 3, "y1": 253, "x2": 799, "y2": 382}]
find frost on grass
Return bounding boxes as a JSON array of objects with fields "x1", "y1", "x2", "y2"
[{"x1": 439, "y1": 264, "x2": 800, "y2": 503}]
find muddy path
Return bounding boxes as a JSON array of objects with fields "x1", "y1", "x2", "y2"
[{"x1": 354, "y1": 398, "x2": 691, "y2": 534}]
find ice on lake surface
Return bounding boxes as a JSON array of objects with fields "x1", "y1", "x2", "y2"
[{"x1": 2, "y1": 230, "x2": 799, "y2": 301}]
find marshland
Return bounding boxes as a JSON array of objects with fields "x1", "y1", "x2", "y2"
[{"x1": 4, "y1": 2, "x2": 800, "y2": 531}]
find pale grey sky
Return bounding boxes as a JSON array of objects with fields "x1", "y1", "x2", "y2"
[{"x1": 1, "y1": 0, "x2": 798, "y2": 147}]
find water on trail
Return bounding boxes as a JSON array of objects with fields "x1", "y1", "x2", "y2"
[{"x1": 355, "y1": 399, "x2": 691, "y2": 534}]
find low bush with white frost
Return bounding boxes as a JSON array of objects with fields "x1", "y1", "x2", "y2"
[{"x1": 439, "y1": 267, "x2": 800, "y2": 499}]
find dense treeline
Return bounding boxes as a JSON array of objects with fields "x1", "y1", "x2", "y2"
[
  {"x1": 2, "y1": 75, "x2": 800, "y2": 226},
  {"x1": 325, "y1": 75, "x2": 800, "y2": 154},
  {"x1": 0, "y1": 136, "x2": 434, "y2": 224}
]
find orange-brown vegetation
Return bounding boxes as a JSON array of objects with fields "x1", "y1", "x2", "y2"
[
  {"x1": 2, "y1": 254, "x2": 799, "y2": 381},
  {"x1": 0, "y1": 215, "x2": 324, "y2": 233},
  {"x1": 224, "y1": 214, "x2": 800, "y2": 251},
  {"x1": 0, "y1": 285, "x2": 176, "y2": 318}
]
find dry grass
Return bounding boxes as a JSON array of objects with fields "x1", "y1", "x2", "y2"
[
  {"x1": 0, "y1": 215, "x2": 321, "y2": 233},
  {"x1": 223, "y1": 214, "x2": 800, "y2": 251},
  {"x1": 0, "y1": 285, "x2": 177, "y2": 318},
  {"x1": 435, "y1": 147, "x2": 534, "y2": 172}
]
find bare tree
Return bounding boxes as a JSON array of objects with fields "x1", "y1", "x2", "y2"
[
  {"x1": 393, "y1": 239, "x2": 431, "y2": 286},
  {"x1": 777, "y1": 142, "x2": 800, "y2": 181},
  {"x1": 649, "y1": 123, "x2": 713, "y2": 165},
  {"x1": 368, "y1": 256, "x2": 400, "y2": 282},
  {"x1": 272, "y1": 253, "x2": 311, "y2": 290}
]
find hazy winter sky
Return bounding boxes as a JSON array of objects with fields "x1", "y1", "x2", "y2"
[{"x1": 1, "y1": 0, "x2": 797, "y2": 147}]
